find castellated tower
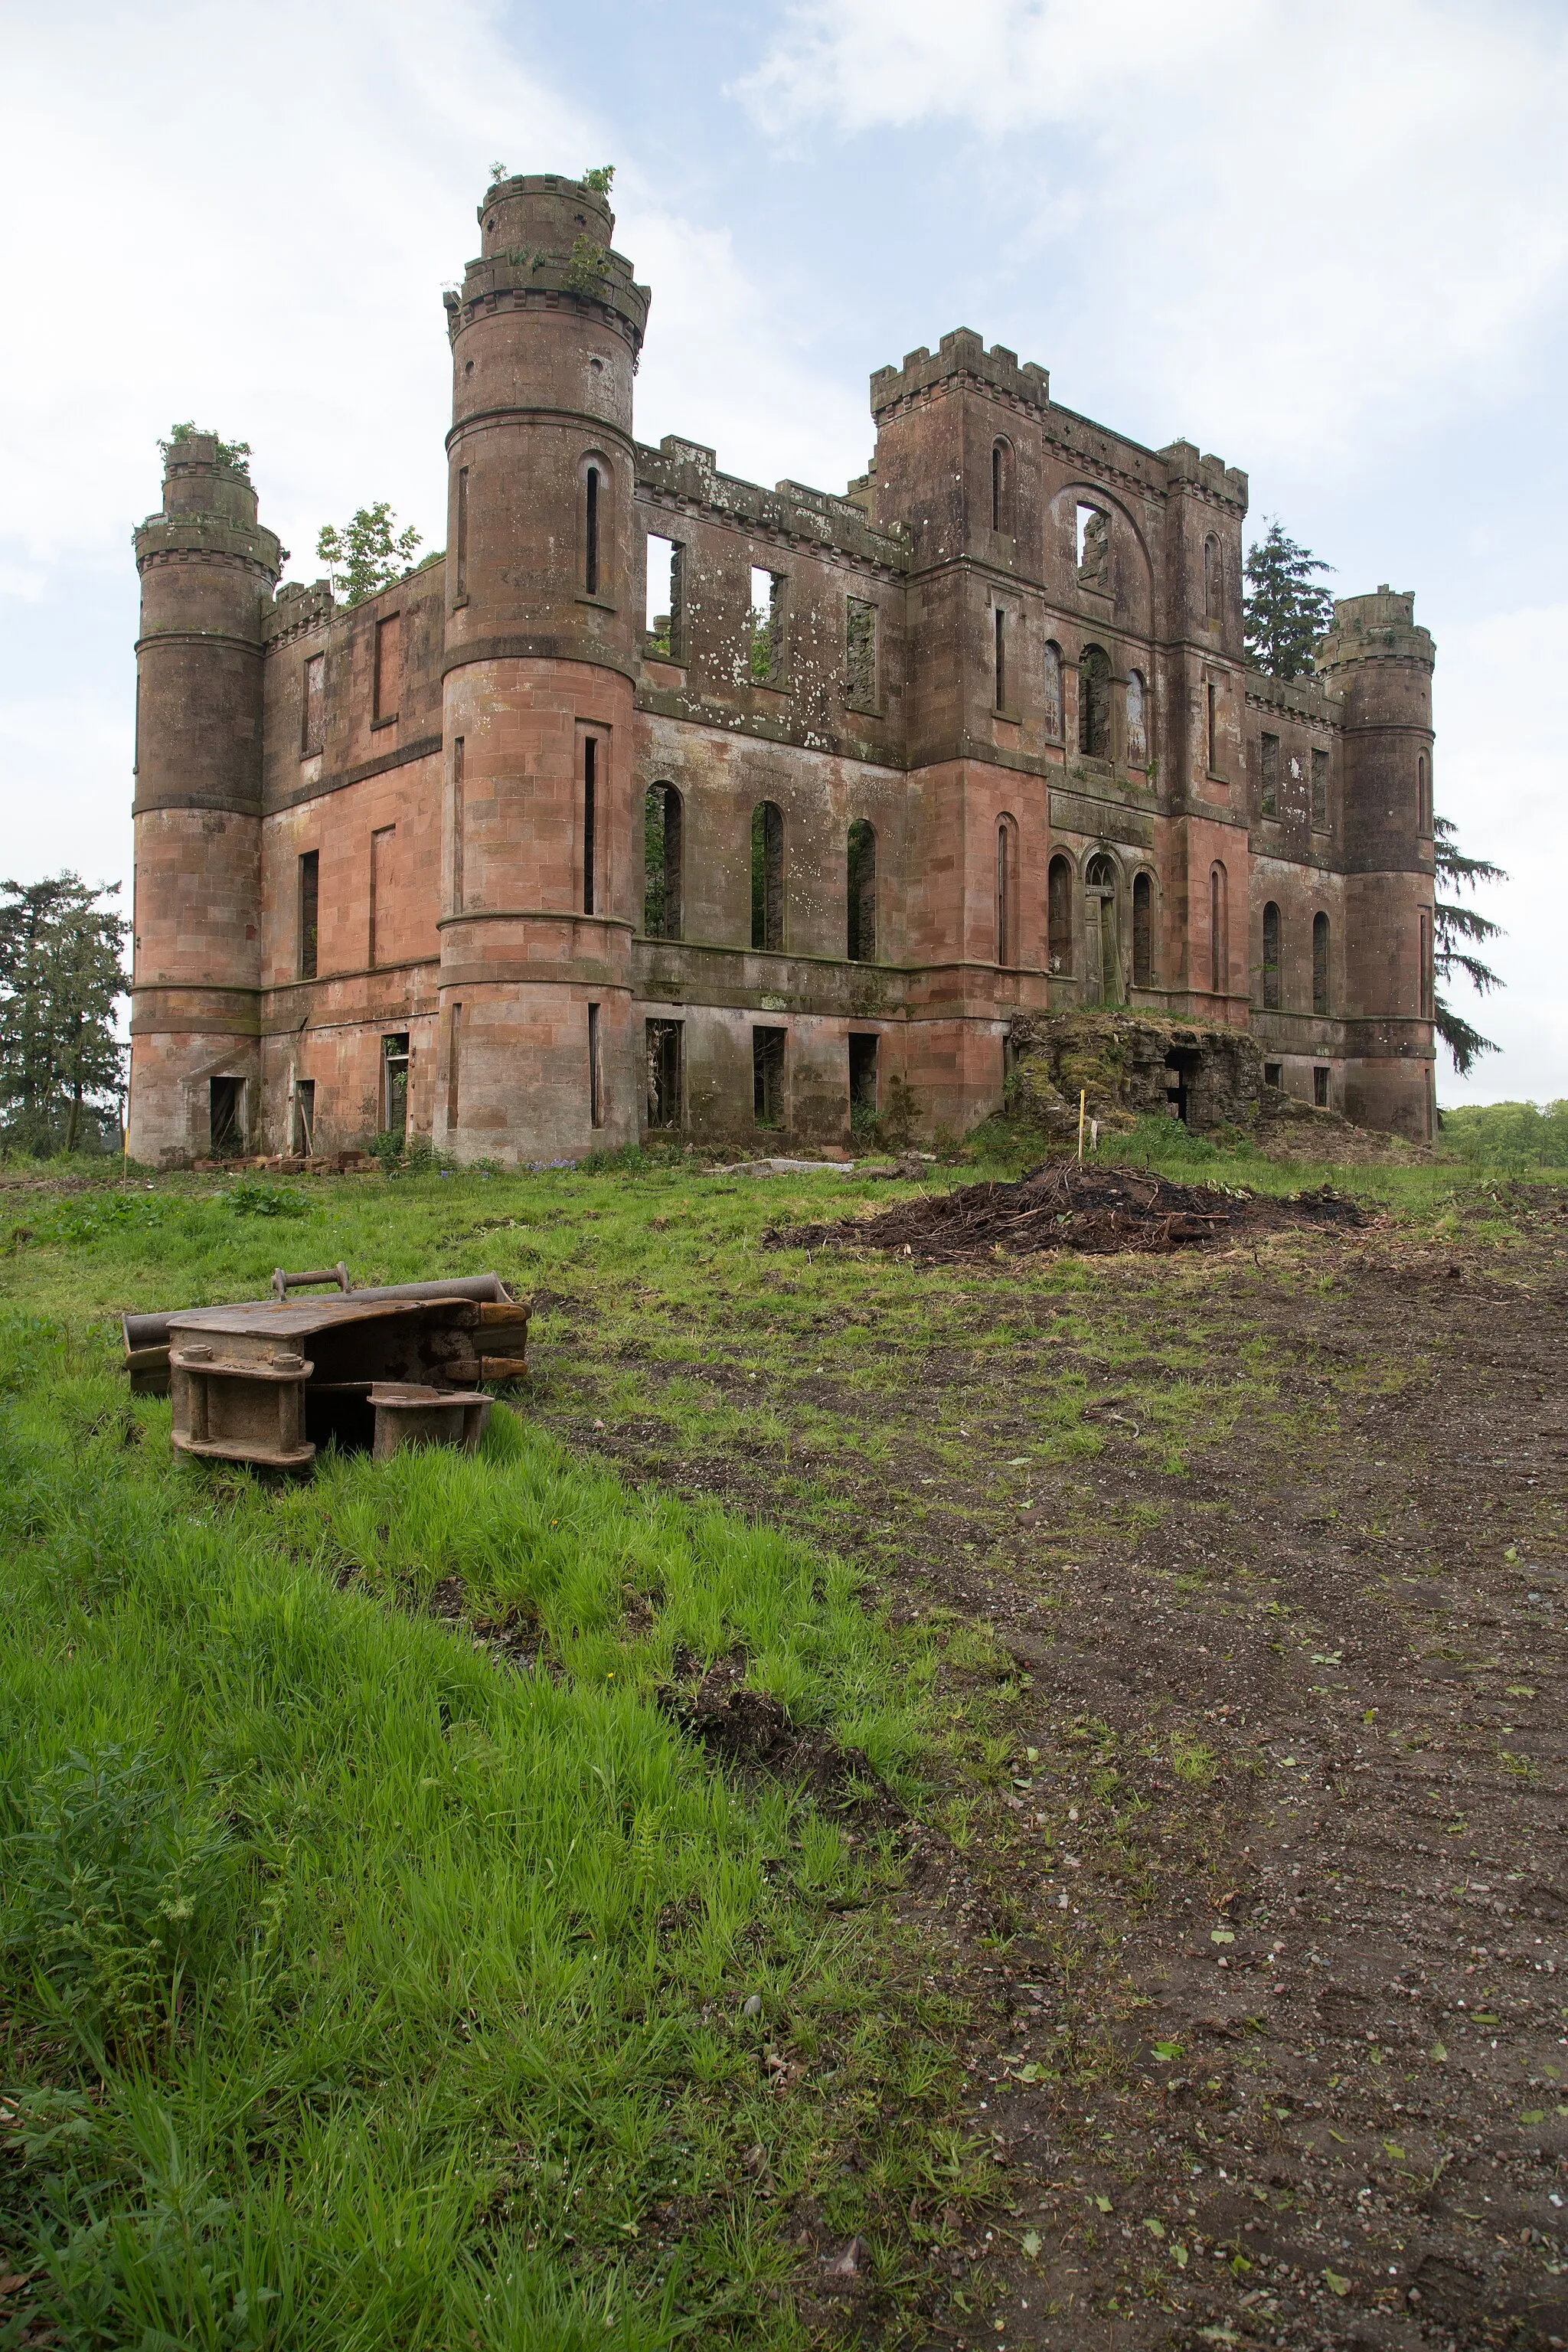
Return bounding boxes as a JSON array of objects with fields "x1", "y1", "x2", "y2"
[
  {"x1": 129, "y1": 436, "x2": 281, "y2": 1161},
  {"x1": 436, "y1": 175, "x2": 651, "y2": 1160},
  {"x1": 1315, "y1": 589, "x2": 1436, "y2": 1140}
]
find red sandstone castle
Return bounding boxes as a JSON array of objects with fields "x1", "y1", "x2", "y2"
[{"x1": 129, "y1": 171, "x2": 1436, "y2": 1166}]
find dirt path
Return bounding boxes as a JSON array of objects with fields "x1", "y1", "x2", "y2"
[{"x1": 540, "y1": 1196, "x2": 1568, "y2": 2350}]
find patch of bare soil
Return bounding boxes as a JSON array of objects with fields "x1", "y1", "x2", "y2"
[
  {"x1": 766, "y1": 1162, "x2": 1366, "y2": 1263},
  {"x1": 662, "y1": 1649, "x2": 906, "y2": 1826}
]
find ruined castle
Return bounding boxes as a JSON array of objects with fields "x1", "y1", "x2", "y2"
[{"x1": 128, "y1": 171, "x2": 1436, "y2": 1165}]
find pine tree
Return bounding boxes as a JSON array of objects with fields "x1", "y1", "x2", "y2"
[
  {"x1": 315, "y1": 503, "x2": 423, "y2": 607},
  {"x1": 1243, "y1": 521, "x2": 1336, "y2": 680},
  {"x1": 1432, "y1": 815, "x2": 1506, "y2": 1077},
  {"x1": 0, "y1": 876, "x2": 129, "y2": 1154}
]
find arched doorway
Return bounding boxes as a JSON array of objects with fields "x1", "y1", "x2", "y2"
[{"x1": 1084, "y1": 851, "x2": 1122, "y2": 1006}]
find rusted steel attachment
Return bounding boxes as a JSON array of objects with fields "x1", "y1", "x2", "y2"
[
  {"x1": 123, "y1": 1272, "x2": 523, "y2": 1396},
  {"x1": 170, "y1": 1329, "x2": 315, "y2": 1471},
  {"x1": 271, "y1": 1262, "x2": 350, "y2": 1300},
  {"x1": 368, "y1": 1383, "x2": 491, "y2": 1460}
]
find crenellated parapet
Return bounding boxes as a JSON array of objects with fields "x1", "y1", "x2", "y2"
[
  {"x1": 1157, "y1": 439, "x2": 1250, "y2": 513},
  {"x1": 1315, "y1": 586, "x2": 1435, "y2": 675},
  {"x1": 263, "y1": 578, "x2": 335, "y2": 650},
  {"x1": 442, "y1": 173, "x2": 650, "y2": 360},
  {"x1": 871, "y1": 328, "x2": 1050, "y2": 420},
  {"x1": 635, "y1": 436, "x2": 906, "y2": 575}
]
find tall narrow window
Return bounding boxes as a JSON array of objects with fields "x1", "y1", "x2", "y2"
[
  {"x1": 1210, "y1": 863, "x2": 1227, "y2": 995},
  {"x1": 847, "y1": 818, "x2": 877, "y2": 962},
  {"x1": 1077, "y1": 505, "x2": 1109, "y2": 590},
  {"x1": 292, "y1": 1078, "x2": 315, "y2": 1157},
  {"x1": 584, "y1": 463, "x2": 600, "y2": 596},
  {"x1": 646, "y1": 1020, "x2": 683, "y2": 1127},
  {"x1": 1126, "y1": 669, "x2": 1148, "y2": 767},
  {"x1": 995, "y1": 817, "x2": 1018, "y2": 967},
  {"x1": 1079, "y1": 645, "x2": 1111, "y2": 759},
  {"x1": 1206, "y1": 679, "x2": 1218, "y2": 773},
  {"x1": 455, "y1": 466, "x2": 469, "y2": 602},
  {"x1": 1260, "y1": 731, "x2": 1279, "y2": 818},
  {"x1": 643, "y1": 782, "x2": 683, "y2": 939},
  {"x1": 1419, "y1": 909, "x2": 1433, "y2": 1018},
  {"x1": 582, "y1": 737, "x2": 597, "y2": 916},
  {"x1": 381, "y1": 1034, "x2": 410, "y2": 1142},
  {"x1": 849, "y1": 1034, "x2": 879, "y2": 1124},
  {"x1": 451, "y1": 737, "x2": 466, "y2": 916},
  {"x1": 1311, "y1": 746, "x2": 1329, "y2": 827},
  {"x1": 750, "y1": 801, "x2": 783, "y2": 949},
  {"x1": 646, "y1": 534, "x2": 682, "y2": 657},
  {"x1": 1132, "y1": 871, "x2": 1153, "y2": 988},
  {"x1": 1314, "y1": 1065, "x2": 1330, "y2": 1108},
  {"x1": 1312, "y1": 910, "x2": 1330, "y2": 1014},
  {"x1": 297, "y1": 850, "x2": 318, "y2": 980},
  {"x1": 1416, "y1": 751, "x2": 1431, "y2": 834},
  {"x1": 1204, "y1": 535, "x2": 1221, "y2": 625},
  {"x1": 750, "y1": 568, "x2": 783, "y2": 683},
  {"x1": 1042, "y1": 641, "x2": 1063, "y2": 741},
  {"x1": 991, "y1": 439, "x2": 1014, "y2": 534},
  {"x1": 302, "y1": 653, "x2": 325, "y2": 757},
  {"x1": 753, "y1": 1026, "x2": 786, "y2": 1128},
  {"x1": 844, "y1": 596, "x2": 876, "y2": 710},
  {"x1": 446, "y1": 1001, "x2": 462, "y2": 1134},
  {"x1": 993, "y1": 609, "x2": 1008, "y2": 713},
  {"x1": 1262, "y1": 900, "x2": 1282, "y2": 1010},
  {"x1": 1047, "y1": 854, "x2": 1073, "y2": 976},
  {"x1": 369, "y1": 825, "x2": 394, "y2": 968},
  {"x1": 210, "y1": 1077, "x2": 241, "y2": 1155},
  {"x1": 373, "y1": 614, "x2": 400, "y2": 726},
  {"x1": 587, "y1": 1003, "x2": 603, "y2": 1129},
  {"x1": 1086, "y1": 852, "x2": 1121, "y2": 1007}
]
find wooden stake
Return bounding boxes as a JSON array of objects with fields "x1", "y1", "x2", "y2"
[{"x1": 1077, "y1": 1088, "x2": 1086, "y2": 1165}]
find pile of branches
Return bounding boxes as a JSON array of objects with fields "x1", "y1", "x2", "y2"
[{"x1": 763, "y1": 1161, "x2": 1365, "y2": 1265}]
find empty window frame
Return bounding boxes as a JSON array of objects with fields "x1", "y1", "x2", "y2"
[
  {"x1": 844, "y1": 596, "x2": 876, "y2": 710},
  {"x1": 1264, "y1": 1062, "x2": 1283, "y2": 1089},
  {"x1": 1416, "y1": 750, "x2": 1432, "y2": 834},
  {"x1": 292, "y1": 1077, "x2": 315, "y2": 1157},
  {"x1": 995, "y1": 816, "x2": 1018, "y2": 968},
  {"x1": 1125, "y1": 668, "x2": 1148, "y2": 767},
  {"x1": 446, "y1": 1001, "x2": 462, "y2": 1134},
  {"x1": 302, "y1": 652, "x2": 325, "y2": 757},
  {"x1": 372, "y1": 614, "x2": 400, "y2": 727},
  {"x1": 1262, "y1": 900, "x2": 1282, "y2": 1010},
  {"x1": 753, "y1": 1026, "x2": 786, "y2": 1128},
  {"x1": 587, "y1": 1003, "x2": 603, "y2": 1129},
  {"x1": 582, "y1": 735, "x2": 599, "y2": 916},
  {"x1": 645, "y1": 1018, "x2": 683, "y2": 1129},
  {"x1": 750, "y1": 801, "x2": 784, "y2": 950},
  {"x1": 1204, "y1": 534, "x2": 1222, "y2": 624},
  {"x1": 847, "y1": 818, "x2": 877, "y2": 962},
  {"x1": 991, "y1": 439, "x2": 1014, "y2": 535},
  {"x1": 1419, "y1": 908, "x2": 1433, "y2": 1018},
  {"x1": 993, "y1": 607, "x2": 1008, "y2": 713},
  {"x1": 583, "y1": 459, "x2": 605, "y2": 597},
  {"x1": 297, "y1": 850, "x2": 319, "y2": 980},
  {"x1": 455, "y1": 466, "x2": 469, "y2": 602},
  {"x1": 1206, "y1": 678, "x2": 1219, "y2": 773},
  {"x1": 1132, "y1": 870, "x2": 1154, "y2": 988},
  {"x1": 1079, "y1": 644, "x2": 1112, "y2": 759},
  {"x1": 849, "y1": 1033, "x2": 879, "y2": 1125},
  {"x1": 1042, "y1": 640, "x2": 1063, "y2": 740},
  {"x1": 1077, "y1": 505, "x2": 1109, "y2": 590},
  {"x1": 1312, "y1": 910, "x2": 1330, "y2": 1014},
  {"x1": 1210, "y1": 863, "x2": 1228, "y2": 995},
  {"x1": 1047, "y1": 853, "x2": 1073, "y2": 976},
  {"x1": 368, "y1": 825, "x2": 394, "y2": 968},
  {"x1": 1311, "y1": 746, "x2": 1329, "y2": 827},
  {"x1": 1260, "y1": 730, "x2": 1279, "y2": 818},
  {"x1": 381, "y1": 1033, "x2": 410, "y2": 1142},
  {"x1": 451, "y1": 737, "x2": 466, "y2": 916},
  {"x1": 646, "y1": 532, "x2": 682, "y2": 657},
  {"x1": 209, "y1": 1076, "x2": 242, "y2": 1155},
  {"x1": 1313, "y1": 1065, "x2": 1330, "y2": 1109},
  {"x1": 749, "y1": 567, "x2": 784, "y2": 683},
  {"x1": 644, "y1": 782, "x2": 683, "y2": 938}
]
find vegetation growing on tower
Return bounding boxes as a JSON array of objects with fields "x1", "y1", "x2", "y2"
[{"x1": 315, "y1": 504, "x2": 423, "y2": 606}]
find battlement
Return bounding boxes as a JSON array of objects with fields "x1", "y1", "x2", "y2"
[
  {"x1": 635, "y1": 435, "x2": 906, "y2": 571},
  {"x1": 1317, "y1": 585, "x2": 1434, "y2": 673},
  {"x1": 263, "y1": 578, "x2": 335, "y2": 648},
  {"x1": 1158, "y1": 439, "x2": 1250, "y2": 510},
  {"x1": 870, "y1": 328, "x2": 1050, "y2": 419},
  {"x1": 1243, "y1": 667, "x2": 1341, "y2": 729}
]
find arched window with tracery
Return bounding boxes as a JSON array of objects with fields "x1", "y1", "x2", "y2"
[
  {"x1": 1262, "y1": 900, "x2": 1282, "y2": 1010},
  {"x1": 1047, "y1": 854, "x2": 1073, "y2": 976},
  {"x1": 1079, "y1": 644, "x2": 1112, "y2": 760}
]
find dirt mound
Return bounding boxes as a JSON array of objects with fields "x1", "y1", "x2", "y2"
[
  {"x1": 763, "y1": 1161, "x2": 1366, "y2": 1263},
  {"x1": 662, "y1": 1652, "x2": 903, "y2": 1823}
]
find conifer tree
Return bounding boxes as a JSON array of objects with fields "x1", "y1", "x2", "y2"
[
  {"x1": 1243, "y1": 521, "x2": 1335, "y2": 679},
  {"x1": 1432, "y1": 815, "x2": 1506, "y2": 1076},
  {"x1": 0, "y1": 875, "x2": 129, "y2": 1153}
]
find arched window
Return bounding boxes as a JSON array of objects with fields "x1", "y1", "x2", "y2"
[
  {"x1": 1086, "y1": 851, "x2": 1122, "y2": 1006},
  {"x1": 1126, "y1": 668, "x2": 1148, "y2": 767},
  {"x1": 1204, "y1": 534, "x2": 1221, "y2": 625},
  {"x1": 995, "y1": 816, "x2": 1018, "y2": 967},
  {"x1": 1079, "y1": 644, "x2": 1112, "y2": 760},
  {"x1": 644, "y1": 782, "x2": 683, "y2": 939},
  {"x1": 1042, "y1": 641, "x2": 1063, "y2": 740},
  {"x1": 847, "y1": 818, "x2": 877, "y2": 962},
  {"x1": 1210, "y1": 863, "x2": 1228, "y2": 995},
  {"x1": 582, "y1": 455, "x2": 610, "y2": 597},
  {"x1": 1416, "y1": 751, "x2": 1431, "y2": 835},
  {"x1": 1047, "y1": 854, "x2": 1073, "y2": 976},
  {"x1": 1312, "y1": 910, "x2": 1330, "y2": 1014},
  {"x1": 1262, "y1": 900, "x2": 1282, "y2": 1010},
  {"x1": 991, "y1": 439, "x2": 1014, "y2": 534},
  {"x1": 750, "y1": 801, "x2": 783, "y2": 950},
  {"x1": 1132, "y1": 871, "x2": 1154, "y2": 988}
]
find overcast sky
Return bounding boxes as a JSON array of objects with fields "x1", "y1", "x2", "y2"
[{"x1": 4, "y1": 0, "x2": 1563, "y2": 1105}]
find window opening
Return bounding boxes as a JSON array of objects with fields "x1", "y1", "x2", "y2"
[
  {"x1": 995, "y1": 818, "x2": 1018, "y2": 967},
  {"x1": 302, "y1": 653, "x2": 325, "y2": 757},
  {"x1": 643, "y1": 782, "x2": 683, "y2": 939},
  {"x1": 373, "y1": 614, "x2": 400, "y2": 725},
  {"x1": 582, "y1": 737, "x2": 597, "y2": 915},
  {"x1": 1263, "y1": 1061, "x2": 1283, "y2": 1089},
  {"x1": 645, "y1": 1019, "x2": 683, "y2": 1129},
  {"x1": 849, "y1": 1034, "x2": 879, "y2": 1131},
  {"x1": 1042, "y1": 641, "x2": 1063, "y2": 740},
  {"x1": 1417, "y1": 750, "x2": 1431, "y2": 834},
  {"x1": 1204, "y1": 534, "x2": 1221, "y2": 624},
  {"x1": 369, "y1": 825, "x2": 394, "y2": 969},
  {"x1": 588, "y1": 1003, "x2": 603, "y2": 1129},
  {"x1": 753, "y1": 1026, "x2": 786, "y2": 1128},
  {"x1": 1206, "y1": 679, "x2": 1218, "y2": 773},
  {"x1": 991, "y1": 440, "x2": 1014, "y2": 534},
  {"x1": 750, "y1": 801, "x2": 784, "y2": 949},
  {"x1": 1312, "y1": 910, "x2": 1330, "y2": 1014},
  {"x1": 1077, "y1": 505, "x2": 1109, "y2": 591},
  {"x1": 844, "y1": 596, "x2": 876, "y2": 710},
  {"x1": 1313, "y1": 1065, "x2": 1329, "y2": 1108},
  {"x1": 584, "y1": 463, "x2": 600, "y2": 596},
  {"x1": 1126, "y1": 669, "x2": 1148, "y2": 767},
  {"x1": 456, "y1": 466, "x2": 469, "y2": 601},
  {"x1": 848, "y1": 818, "x2": 877, "y2": 962},
  {"x1": 1085, "y1": 851, "x2": 1122, "y2": 1007},
  {"x1": 1260, "y1": 731, "x2": 1279, "y2": 818},
  {"x1": 993, "y1": 607, "x2": 1008, "y2": 712},
  {"x1": 446, "y1": 1002, "x2": 462, "y2": 1134},
  {"x1": 1262, "y1": 900, "x2": 1282, "y2": 1010},
  {"x1": 1079, "y1": 644, "x2": 1111, "y2": 759},
  {"x1": 1210, "y1": 862, "x2": 1227, "y2": 995},
  {"x1": 297, "y1": 851, "x2": 318, "y2": 980},
  {"x1": 1312, "y1": 746, "x2": 1329, "y2": 827},
  {"x1": 381, "y1": 1033, "x2": 410, "y2": 1143},
  {"x1": 750, "y1": 567, "x2": 783, "y2": 683},
  {"x1": 1132, "y1": 871, "x2": 1153, "y2": 988},
  {"x1": 452, "y1": 737, "x2": 465, "y2": 916},
  {"x1": 646, "y1": 533, "x2": 682, "y2": 657},
  {"x1": 292, "y1": 1078, "x2": 315, "y2": 1157},
  {"x1": 209, "y1": 1076, "x2": 241, "y2": 1156},
  {"x1": 1047, "y1": 854, "x2": 1073, "y2": 976},
  {"x1": 1419, "y1": 908, "x2": 1433, "y2": 1018}
]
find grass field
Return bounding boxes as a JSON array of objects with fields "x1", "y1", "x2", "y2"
[{"x1": 2, "y1": 1125, "x2": 1566, "y2": 2349}]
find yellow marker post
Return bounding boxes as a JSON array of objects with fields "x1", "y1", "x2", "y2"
[{"x1": 1077, "y1": 1088, "x2": 1086, "y2": 1165}]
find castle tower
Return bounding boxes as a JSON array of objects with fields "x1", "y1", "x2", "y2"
[
  {"x1": 1315, "y1": 587, "x2": 1436, "y2": 1139},
  {"x1": 436, "y1": 173, "x2": 651, "y2": 1159},
  {"x1": 129, "y1": 435, "x2": 281, "y2": 1162}
]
